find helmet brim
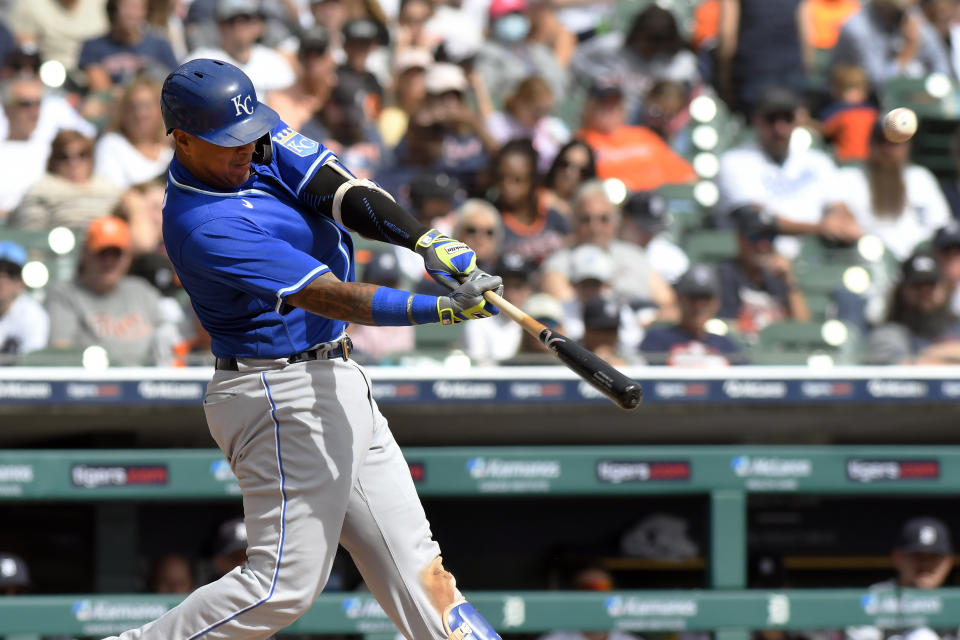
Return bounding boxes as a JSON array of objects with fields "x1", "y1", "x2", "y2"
[{"x1": 194, "y1": 102, "x2": 281, "y2": 148}]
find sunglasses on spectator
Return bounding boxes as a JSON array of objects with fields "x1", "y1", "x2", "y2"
[
  {"x1": 222, "y1": 13, "x2": 257, "y2": 25},
  {"x1": 557, "y1": 158, "x2": 588, "y2": 174},
  {"x1": 55, "y1": 150, "x2": 92, "y2": 162},
  {"x1": 12, "y1": 98, "x2": 41, "y2": 109},
  {"x1": 577, "y1": 214, "x2": 612, "y2": 225},
  {"x1": 762, "y1": 110, "x2": 795, "y2": 125},
  {"x1": 461, "y1": 225, "x2": 495, "y2": 237},
  {"x1": 94, "y1": 247, "x2": 125, "y2": 259},
  {"x1": 0, "y1": 262, "x2": 22, "y2": 279}
]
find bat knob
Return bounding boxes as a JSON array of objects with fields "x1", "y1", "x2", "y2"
[{"x1": 619, "y1": 384, "x2": 644, "y2": 411}]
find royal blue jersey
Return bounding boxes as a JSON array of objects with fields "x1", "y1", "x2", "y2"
[{"x1": 162, "y1": 121, "x2": 356, "y2": 358}]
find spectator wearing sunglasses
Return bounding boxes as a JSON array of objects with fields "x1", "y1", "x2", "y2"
[
  {"x1": 9, "y1": 130, "x2": 122, "y2": 232},
  {"x1": 542, "y1": 139, "x2": 596, "y2": 221},
  {"x1": 0, "y1": 76, "x2": 53, "y2": 218},
  {"x1": 716, "y1": 85, "x2": 862, "y2": 261},
  {"x1": 0, "y1": 241, "x2": 49, "y2": 364},
  {"x1": 716, "y1": 205, "x2": 810, "y2": 338},
  {"x1": 44, "y1": 216, "x2": 181, "y2": 366}
]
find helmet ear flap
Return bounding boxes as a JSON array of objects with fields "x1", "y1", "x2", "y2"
[{"x1": 253, "y1": 132, "x2": 273, "y2": 165}]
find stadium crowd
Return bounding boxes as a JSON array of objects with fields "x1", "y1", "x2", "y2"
[{"x1": 3, "y1": 0, "x2": 960, "y2": 366}]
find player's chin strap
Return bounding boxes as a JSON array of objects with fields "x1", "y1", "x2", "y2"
[
  {"x1": 253, "y1": 132, "x2": 273, "y2": 165},
  {"x1": 324, "y1": 159, "x2": 396, "y2": 227},
  {"x1": 443, "y1": 600, "x2": 504, "y2": 640}
]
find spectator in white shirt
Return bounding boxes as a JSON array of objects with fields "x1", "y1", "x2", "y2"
[
  {"x1": 839, "y1": 119, "x2": 951, "y2": 261},
  {"x1": 94, "y1": 76, "x2": 173, "y2": 189},
  {"x1": 0, "y1": 76, "x2": 50, "y2": 217},
  {"x1": 463, "y1": 251, "x2": 536, "y2": 365},
  {"x1": 0, "y1": 241, "x2": 50, "y2": 363},
  {"x1": 619, "y1": 190, "x2": 689, "y2": 284},
  {"x1": 186, "y1": 0, "x2": 295, "y2": 100},
  {"x1": 715, "y1": 86, "x2": 862, "y2": 260}
]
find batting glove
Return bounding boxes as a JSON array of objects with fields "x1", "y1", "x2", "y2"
[
  {"x1": 436, "y1": 271, "x2": 504, "y2": 325},
  {"x1": 415, "y1": 228, "x2": 479, "y2": 290}
]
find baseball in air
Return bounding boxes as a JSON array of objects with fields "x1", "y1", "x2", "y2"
[{"x1": 883, "y1": 107, "x2": 918, "y2": 143}]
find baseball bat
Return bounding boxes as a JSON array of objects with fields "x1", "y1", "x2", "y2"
[{"x1": 482, "y1": 290, "x2": 643, "y2": 411}]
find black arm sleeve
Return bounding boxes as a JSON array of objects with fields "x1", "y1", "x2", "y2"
[{"x1": 301, "y1": 164, "x2": 431, "y2": 251}]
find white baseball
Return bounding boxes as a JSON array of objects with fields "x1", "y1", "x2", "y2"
[{"x1": 883, "y1": 107, "x2": 917, "y2": 143}]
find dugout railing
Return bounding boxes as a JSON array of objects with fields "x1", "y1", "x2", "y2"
[{"x1": 2, "y1": 446, "x2": 960, "y2": 637}]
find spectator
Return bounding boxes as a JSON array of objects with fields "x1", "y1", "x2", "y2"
[
  {"x1": 485, "y1": 75, "x2": 570, "y2": 173},
  {"x1": 580, "y1": 295, "x2": 638, "y2": 366},
  {"x1": 716, "y1": 205, "x2": 811, "y2": 337},
  {"x1": 800, "y1": 0, "x2": 863, "y2": 52},
  {"x1": 77, "y1": 0, "x2": 179, "y2": 91},
  {"x1": 113, "y1": 175, "x2": 167, "y2": 255},
  {"x1": 423, "y1": 61, "x2": 499, "y2": 194},
  {"x1": 377, "y1": 47, "x2": 432, "y2": 148},
  {"x1": 423, "y1": 0, "x2": 485, "y2": 67},
  {"x1": 637, "y1": 79, "x2": 692, "y2": 155},
  {"x1": 203, "y1": 517, "x2": 247, "y2": 584},
  {"x1": 541, "y1": 179, "x2": 677, "y2": 319},
  {"x1": 9, "y1": 130, "x2": 122, "y2": 232},
  {"x1": 147, "y1": 553, "x2": 195, "y2": 594},
  {"x1": 408, "y1": 171, "x2": 460, "y2": 231},
  {"x1": 7, "y1": 0, "x2": 108, "y2": 70},
  {"x1": 266, "y1": 26, "x2": 338, "y2": 130},
  {"x1": 0, "y1": 50, "x2": 96, "y2": 144},
  {"x1": 44, "y1": 216, "x2": 179, "y2": 366},
  {"x1": 839, "y1": 118, "x2": 951, "y2": 261},
  {"x1": 301, "y1": 73, "x2": 387, "y2": 179},
  {"x1": 500, "y1": 292, "x2": 567, "y2": 365},
  {"x1": 464, "y1": 251, "x2": 537, "y2": 365},
  {"x1": 831, "y1": 0, "x2": 951, "y2": 91},
  {"x1": 489, "y1": 138, "x2": 571, "y2": 265},
  {"x1": 374, "y1": 105, "x2": 448, "y2": 207},
  {"x1": 0, "y1": 241, "x2": 50, "y2": 362},
  {"x1": 474, "y1": 0, "x2": 568, "y2": 107},
  {"x1": 337, "y1": 17, "x2": 388, "y2": 105},
  {"x1": 94, "y1": 77, "x2": 173, "y2": 189},
  {"x1": 537, "y1": 565, "x2": 641, "y2": 640},
  {"x1": 577, "y1": 77, "x2": 696, "y2": 193},
  {"x1": 307, "y1": 0, "x2": 349, "y2": 60},
  {"x1": 847, "y1": 517, "x2": 955, "y2": 640},
  {"x1": 640, "y1": 263, "x2": 747, "y2": 366},
  {"x1": 554, "y1": 243, "x2": 643, "y2": 349},
  {"x1": 186, "y1": 0, "x2": 296, "y2": 100},
  {"x1": 932, "y1": 221, "x2": 960, "y2": 315},
  {"x1": 347, "y1": 251, "x2": 415, "y2": 361},
  {"x1": 865, "y1": 252, "x2": 960, "y2": 364},
  {"x1": 716, "y1": 0, "x2": 809, "y2": 115},
  {"x1": 0, "y1": 76, "x2": 54, "y2": 217},
  {"x1": 818, "y1": 64, "x2": 879, "y2": 163},
  {"x1": 394, "y1": 0, "x2": 441, "y2": 52},
  {"x1": 571, "y1": 4, "x2": 700, "y2": 123},
  {"x1": 0, "y1": 552, "x2": 30, "y2": 595},
  {"x1": 715, "y1": 85, "x2": 861, "y2": 260},
  {"x1": 619, "y1": 190, "x2": 689, "y2": 284},
  {"x1": 542, "y1": 139, "x2": 596, "y2": 220},
  {"x1": 527, "y1": 0, "x2": 577, "y2": 69}
]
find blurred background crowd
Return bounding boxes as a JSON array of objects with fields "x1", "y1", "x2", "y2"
[{"x1": 6, "y1": 0, "x2": 960, "y2": 367}]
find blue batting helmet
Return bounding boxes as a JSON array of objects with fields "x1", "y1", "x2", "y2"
[{"x1": 160, "y1": 58, "x2": 280, "y2": 147}]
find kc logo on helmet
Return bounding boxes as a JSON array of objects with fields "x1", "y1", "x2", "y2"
[{"x1": 231, "y1": 94, "x2": 254, "y2": 116}]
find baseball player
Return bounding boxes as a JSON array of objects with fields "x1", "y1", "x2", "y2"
[{"x1": 105, "y1": 58, "x2": 504, "y2": 640}]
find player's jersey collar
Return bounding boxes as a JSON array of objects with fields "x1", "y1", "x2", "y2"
[{"x1": 168, "y1": 154, "x2": 266, "y2": 198}]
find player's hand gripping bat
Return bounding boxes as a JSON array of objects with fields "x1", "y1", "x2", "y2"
[{"x1": 483, "y1": 290, "x2": 643, "y2": 410}]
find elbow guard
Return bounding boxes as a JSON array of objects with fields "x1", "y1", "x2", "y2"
[{"x1": 302, "y1": 161, "x2": 429, "y2": 248}]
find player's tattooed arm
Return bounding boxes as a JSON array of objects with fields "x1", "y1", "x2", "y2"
[{"x1": 286, "y1": 272, "x2": 380, "y2": 325}]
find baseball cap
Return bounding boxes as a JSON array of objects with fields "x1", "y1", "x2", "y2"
[
  {"x1": 732, "y1": 204, "x2": 779, "y2": 241},
  {"x1": 933, "y1": 222, "x2": 960, "y2": 251},
  {"x1": 0, "y1": 241, "x2": 28, "y2": 268},
  {"x1": 342, "y1": 18, "x2": 385, "y2": 44},
  {"x1": 588, "y1": 77, "x2": 624, "y2": 99},
  {"x1": 0, "y1": 553, "x2": 30, "y2": 588},
  {"x1": 409, "y1": 172, "x2": 459, "y2": 209},
  {"x1": 394, "y1": 48, "x2": 433, "y2": 74},
  {"x1": 425, "y1": 63, "x2": 468, "y2": 95},
  {"x1": 298, "y1": 25, "x2": 330, "y2": 55},
  {"x1": 897, "y1": 517, "x2": 953, "y2": 555},
  {"x1": 622, "y1": 191, "x2": 669, "y2": 231},
  {"x1": 524, "y1": 293, "x2": 564, "y2": 328},
  {"x1": 489, "y1": 0, "x2": 527, "y2": 19},
  {"x1": 362, "y1": 251, "x2": 401, "y2": 285},
  {"x1": 214, "y1": 518, "x2": 248, "y2": 557},
  {"x1": 216, "y1": 0, "x2": 260, "y2": 21},
  {"x1": 85, "y1": 217, "x2": 131, "y2": 253},
  {"x1": 675, "y1": 263, "x2": 721, "y2": 298},
  {"x1": 582, "y1": 296, "x2": 620, "y2": 330},
  {"x1": 902, "y1": 253, "x2": 941, "y2": 285},
  {"x1": 754, "y1": 86, "x2": 801, "y2": 116},
  {"x1": 495, "y1": 252, "x2": 536, "y2": 280},
  {"x1": 569, "y1": 244, "x2": 614, "y2": 284}
]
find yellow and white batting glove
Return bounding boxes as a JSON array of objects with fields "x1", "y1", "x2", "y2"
[
  {"x1": 436, "y1": 271, "x2": 504, "y2": 325},
  {"x1": 415, "y1": 228, "x2": 485, "y2": 290}
]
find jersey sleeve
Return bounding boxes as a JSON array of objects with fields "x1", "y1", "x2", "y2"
[
  {"x1": 269, "y1": 122, "x2": 346, "y2": 199},
  {"x1": 179, "y1": 216, "x2": 330, "y2": 313}
]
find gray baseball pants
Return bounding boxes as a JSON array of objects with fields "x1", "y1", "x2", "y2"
[{"x1": 105, "y1": 355, "x2": 459, "y2": 639}]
